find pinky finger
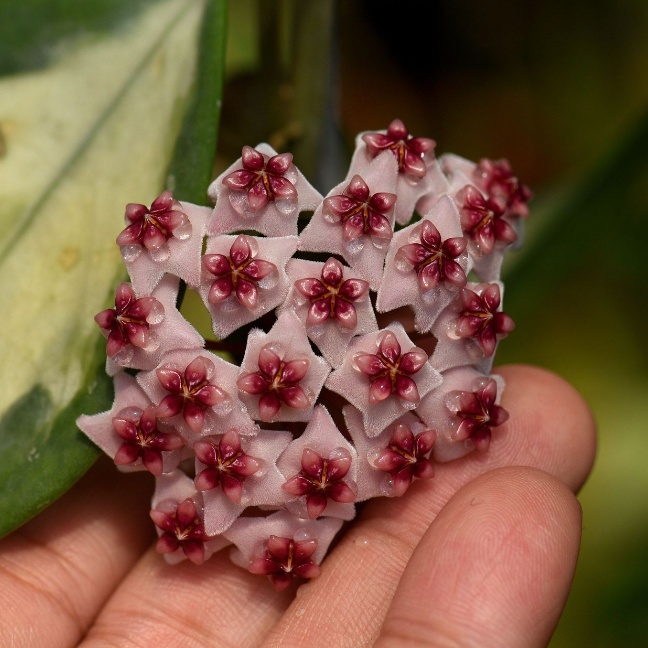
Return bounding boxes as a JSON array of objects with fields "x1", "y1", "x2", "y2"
[{"x1": 375, "y1": 466, "x2": 582, "y2": 648}]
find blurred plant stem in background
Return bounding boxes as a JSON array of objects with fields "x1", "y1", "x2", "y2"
[{"x1": 217, "y1": 0, "x2": 345, "y2": 190}]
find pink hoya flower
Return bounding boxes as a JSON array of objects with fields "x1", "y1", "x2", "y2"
[
  {"x1": 457, "y1": 184, "x2": 517, "y2": 255},
  {"x1": 94, "y1": 282, "x2": 164, "y2": 358},
  {"x1": 199, "y1": 429, "x2": 292, "y2": 535},
  {"x1": 116, "y1": 192, "x2": 210, "y2": 296},
  {"x1": 278, "y1": 407, "x2": 358, "y2": 520},
  {"x1": 194, "y1": 430, "x2": 262, "y2": 503},
  {"x1": 237, "y1": 345, "x2": 312, "y2": 422},
  {"x1": 362, "y1": 118, "x2": 436, "y2": 179},
  {"x1": 224, "y1": 511, "x2": 343, "y2": 588},
  {"x1": 116, "y1": 190, "x2": 190, "y2": 256},
  {"x1": 150, "y1": 497, "x2": 209, "y2": 565},
  {"x1": 280, "y1": 258, "x2": 377, "y2": 367},
  {"x1": 77, "y1": 373, "x2": 184, "y2": 476},
  {"x1": 103, "y1": 276, "x2": 204, "y2": 377},
  {"x1": 299, "y1": 153, "x2": 398, "y2": 289},
  {"x1": 156, "y1": 356, "x2": 229, "y2": 433},
  {"x1": 322, "y1": 174, "x2": 396, "y2": 244},
  {"x1": 282, "y1": 447, "x2": 356, "y2": 519},
  {"x1": 294, "y1": 257, "x2": 369, "y2": 329},
  {"x1": 248, "y1": 534, "x2": 321, "y2": 592},
  {"x1": 203, "y1": 234, "x2": 277, "y2": 310},
  {"x1": 326, "y1": 323, "x2": 442, "y2": 437},
  {"x1": 112, "y1": 404, "x2": 184, "y2": 476},
  {"x1": 198, "y1": 234, "x2": 298, "y2": 339},
  {"x1": 236, "y1": 312, "x2": 330, "y2": 423},
  {"x1": 454, "y1": 283, "x2": 515, "y2": 357},
  {"x1": 395, "y1": 219, "x2": 467, "y2": 291},
  {"x1": 151, "y1": 472, "x2": 231, "y2": 565},
  {"x1": 207, "y1": 143, "x2": 322, "y2": 238},
  {"x1": 353, "y1": 330, "x2": 428, "y2": 405},
  {"x1": 417, "y1": 368, "x2": 507, "y2": 461},
  {"x1": 377, "y1": 195, "x2": 471, "y2": 333},
  {"x1": 222, "y1": 146, "x2": 297, "y2": 213},
  {"x1": 475, "y1": 158, "x2": 532, "y2": 218},
  {"x1": 373, "y1": 421, "x2": 436, "y2": 496},
  {"x1": 446, "y1": 377, "x2": 509, "y2": 453}
]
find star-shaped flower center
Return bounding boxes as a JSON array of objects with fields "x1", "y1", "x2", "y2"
[
  {"x1": 446, "y1": 378, "x2": 509, "y2": 453},
  {"x1": 282, "y1": 447, "x2": 356, "y2": 518},
  {"x1": 374, "y1": 422, "x2": 436, "y2": 496},
  {"x1": 94, "y1": 283, "x2": 164, "y2": 357},
  {"x1": 294, "y1": 257, "x2": 369, "y2": 329},
  {"x1": 222, "y1": 146, "x2": 297, "y2": 213},
  {"x1": 116, "y1": 190, "x2": 190, "y2": 254},
  {"x1": 457, "y1": 185, "x2": 518, "y2": 255},
  {"x1": 322, "y1": 174, "x2": 396, "y2": 243},
  {"x1": 354, "y1": 331, "x2": 428, "y2": 405},
  {"x1": 156, "y1": 356, "x2": 228, "y2": 433},
  {"x1": 362, "y1": 118, "x2": 436, "y2": 178},
  {"x1": 111, "y1": 404, "x2": 183, "y2": 475},
  {"x1": 395, "y1": 220, "x2": 467, "y2": 292},
  {"x1": 455, "y1": 284, "x2": 515, "y2": 357},
  {"x1": 203, "y1": 235, "x2": 277, "y2": 310},
  {"x1": 248, "y1": 535, "x2": 321, "y2": 591},
  {"x1": 475, "y1": 158, "x2": 532, "y2": 218},
  {"x1": 194, "y1": 431, "x2": 262, "y2": 503},
  {"x1": 150, "y1": 498, "x2": 208, "y2": 565},
  {"x1": 237, "y1": 345, "x2": 311, "y2": 421}
]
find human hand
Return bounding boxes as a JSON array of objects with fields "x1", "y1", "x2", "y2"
[{"x1": 0, "y1": 365, "x2": 595, "y2": 648}]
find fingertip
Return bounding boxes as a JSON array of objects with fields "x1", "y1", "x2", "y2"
[
  {"x1": 377, "y1": 466, "x2": 583, "y2": 648},
  {"x1": 494, "y1": 364, "x2": 597, "y2": 492}
]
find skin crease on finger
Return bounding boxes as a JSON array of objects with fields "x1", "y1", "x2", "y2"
[{"x1": 40, "y1": 363, "x2": 596, "y2": 648}]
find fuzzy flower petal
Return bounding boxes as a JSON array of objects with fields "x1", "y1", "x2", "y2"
[
  {"x1": 325, "y1": 322, "x2": 442, "y2": 437},
  {"x1": 77, "y1": 373, "x2": 184, "y2": 474},
  {"x1": 377, "y1": 195, "x2": 471, "y2": 333},
  {"x1": 430, "y1": 281, "x2": 514, "y2": 374},
  {"x1": 119, "y1": 194, "x2": 210, "y2": 295},
  {"x1": 197, "y1": 234, "x2": 298, "y2": 339},
  {"x1": 417, "y1": 367, "x2": 507, "y2": 461},
  {"x1": 277, "y1": 406, "x2": 358, "y2": 521},
  {"x1": 151, "y1": 471, "x2": 229, "y2": 565},
  {"x1": 103, "y1": 276, "x2": 203, "y2": 376},
  {"x1": 224, "y1": 510, "x2": 343, "y2": 590},
  {"x1": 207, "y1": 143, "x2": 322, "y2": 238},
  {"x1": 236, "y1": 311, "x2": 331, "y2": 423},
  {"x1": 345, "y1": 407, "x2": 435, "y2": 500},
  {"x1": 278, "y1": 257, "x2": 377, "y2": 367},
  {"x1": 299, "y1": 153, "x2": 398, "y2": 290},
  {"x1": 198, "y1": 429, "x2": 292, "y2": 535},
  {"x1": 137, "y1": 349, "x2": 257, "y2": 443}
]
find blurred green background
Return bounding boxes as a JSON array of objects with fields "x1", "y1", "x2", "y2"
[
  {"x1": 2, "y1": 0, "x2": 647, "y2": 644},
  {"x1": 221, "y1": 1, "x2": 648, "y2": 645}
]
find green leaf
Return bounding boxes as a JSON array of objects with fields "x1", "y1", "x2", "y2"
[{"x1": 0, "y1": 0, "x2": 227, "y2": 538}]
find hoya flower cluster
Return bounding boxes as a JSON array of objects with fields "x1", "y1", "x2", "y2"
[{"x1": 78, "y1": 120, "x2": 529, "y2": 590}]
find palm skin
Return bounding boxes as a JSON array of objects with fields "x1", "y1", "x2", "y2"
[{"x1": 0, "y1": 365, "x2": 595, "y2": 648}]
